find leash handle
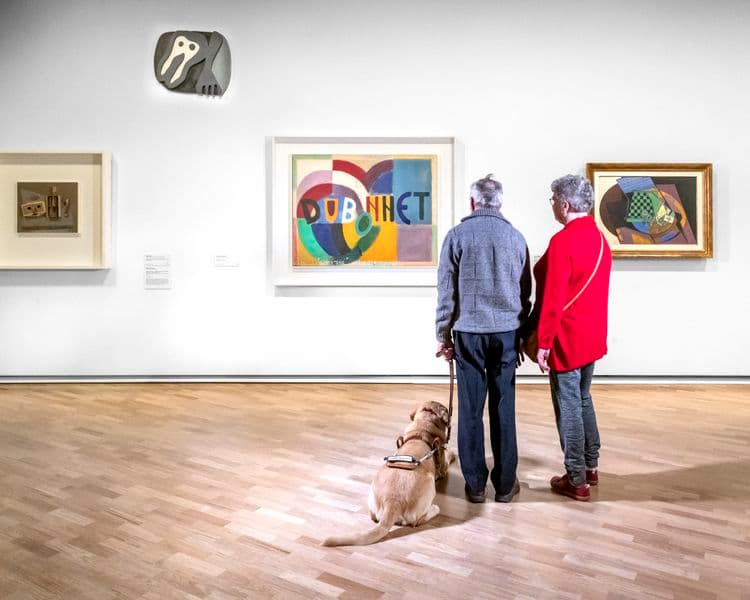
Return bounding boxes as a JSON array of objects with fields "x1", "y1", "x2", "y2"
[
  {"x1": 434, "y1": 350, "x2": 455, "y2": 445},
  {"x1": 447, "y1": 358, "x2": 454, "y2": 444}
]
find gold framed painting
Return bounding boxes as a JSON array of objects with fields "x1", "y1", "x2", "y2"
[{"x1": 586, "y1": 163, "x2": 712, "y2": 258}]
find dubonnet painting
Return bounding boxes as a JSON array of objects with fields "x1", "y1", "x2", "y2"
[{"x1": 291, "y1": 155, "x2": 437, "y2": 267}]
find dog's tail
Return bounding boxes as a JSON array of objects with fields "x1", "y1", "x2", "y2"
[{"x1": 320, "y1": 504, "x2": 398, "y2": 547}]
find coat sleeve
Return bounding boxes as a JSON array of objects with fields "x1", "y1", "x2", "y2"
[
  {"x1": 537, "y1": 235, "x2": 570, "y2": 349},
  {"x1": 435, "y1": 231, "x2": 459, "y2": 343}
]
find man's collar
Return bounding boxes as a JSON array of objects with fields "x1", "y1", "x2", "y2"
[{"x1": 461, "y1": 207, "x2": 507, "y2": 222}]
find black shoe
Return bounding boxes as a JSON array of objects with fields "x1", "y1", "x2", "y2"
[
  {"x1": 464, "y1": 484, "x2": 486, "y2": 503},
  {"x1": 494, "y1": 479, "x2": 520, "y2": 503}
]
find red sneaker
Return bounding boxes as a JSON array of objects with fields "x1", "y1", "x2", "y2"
[
  {"x1": 586, "y1": 469, "x2": 598, "y2": 486},
  {"x1": 550, "y1": 474, "x2": 591, "y2": 501}
]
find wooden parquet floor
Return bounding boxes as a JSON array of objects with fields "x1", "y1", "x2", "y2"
[{"x1": 0, "y1": 383, "x2": 749, "y2": 599}]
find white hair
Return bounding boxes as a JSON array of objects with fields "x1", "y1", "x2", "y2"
[
  {"x1": 470, "y1": 173, "x2": 503, "y2": 209},
  {"x1": 551, "y1": 174, "x2": 594, "y2": 213}
]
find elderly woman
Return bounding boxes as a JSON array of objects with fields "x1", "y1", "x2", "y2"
[{"x1": 532, "y1": 175, "x2": 612, "y2": 501}]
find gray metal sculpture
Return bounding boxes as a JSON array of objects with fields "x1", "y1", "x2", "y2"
[{"x1": 155, "y1": 31, "x2": 231, "y2": 96}]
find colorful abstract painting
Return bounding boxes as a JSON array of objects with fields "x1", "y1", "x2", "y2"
[
  {"x1": 587, "y1": 163, "x2": 713, "y2": 258},
  {"x1": 605, "y1": 175, "x2": 697, "y2": 245},
  {"x1": 291, "y1": 155, "x2": 437, "y2": 267}
]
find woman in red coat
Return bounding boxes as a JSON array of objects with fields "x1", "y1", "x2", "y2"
[{"x1": 532, "y1": 174, "x2": 612, "y2": 501}]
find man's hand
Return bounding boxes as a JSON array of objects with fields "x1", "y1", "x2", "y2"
[
  {"x1": 537, "y1": 348, "x2": 551, "y2": 374},
  {"x1": 436, "y1": 341, "x2": 454, "y2": 362}
]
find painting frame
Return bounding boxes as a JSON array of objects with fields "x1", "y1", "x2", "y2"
[
  {"x1": 271, "y1": 136, "x2": 455, "y2": 286},
  {"x1": 586, "y1": 162, "x2": 713, "y2": 258},
  {"x1": 1, "y1": 151, "x2": 111, "y2": 269}
]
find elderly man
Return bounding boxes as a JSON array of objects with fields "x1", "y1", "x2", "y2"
[{"x1": 435, "y1": 174, "x2": 531, "y2": 503}]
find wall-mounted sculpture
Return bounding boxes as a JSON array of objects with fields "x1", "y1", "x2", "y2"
[{"x1": 154, "y1": 31, "x2": 231, "y2": 96}]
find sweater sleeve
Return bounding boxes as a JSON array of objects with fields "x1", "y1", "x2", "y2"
[
  {"x1": 435, "y1": 231, "x2": 459, "y2": 343},
  {"x1": 537, "y1": 235, "x2": 570, "y2": 349},
  {"x1": 520, "y1": 244, "x2": 532, "y2": 324}
]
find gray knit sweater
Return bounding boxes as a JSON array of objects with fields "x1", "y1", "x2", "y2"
[{"x1": 435, "y1": 208, "x2": 531, "y2": 342}]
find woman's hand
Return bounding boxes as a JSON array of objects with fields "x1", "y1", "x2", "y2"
[{"x1": 537, "y1": 348, "x2": 551, "y2": 373}]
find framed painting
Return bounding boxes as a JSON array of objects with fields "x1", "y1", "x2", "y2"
[
  {"x1": 586, "y1": 163, "x2": 712, "y2": 258},
  {"x1": 17, "y1": 181, "x2": 79, "y2": 233},
  {"x1": 1, "y1": 152, "x2": 111, "y2": 269},
  {"x1": 272, "y1": 137, "x2": 454, "y2": 286}
]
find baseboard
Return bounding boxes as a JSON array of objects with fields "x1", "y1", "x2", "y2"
[{"x1": 0, "y1": 375, "x2": 748, "y2": 384}]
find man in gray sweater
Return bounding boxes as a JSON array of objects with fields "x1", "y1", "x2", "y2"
[{"x1": 435, "y1": 174, "x2": 531, "y2": 503}]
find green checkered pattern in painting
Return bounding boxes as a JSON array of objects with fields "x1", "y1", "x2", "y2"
[{"x1": 626, "y1": 190, "x2": 662, "y2": 224}]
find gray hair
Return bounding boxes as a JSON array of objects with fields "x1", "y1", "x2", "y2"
[
  {"x1": 471, "y1": 173, "x2": 503, "y2": 209},
  {"x1": 551, "y1": 174, "x2": 594, "y2": 213}
]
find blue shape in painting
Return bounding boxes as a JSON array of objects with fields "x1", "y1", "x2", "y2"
[
  {"x1": 393, "y1": 159, "x2": 432, "y2": 224},
  {"x1": 311, "y1": 222, "x2": 340, "y2": 257},
  {"x1": 371, "y1": 171, "x2": 393, "y2": 194},
  {"x1": 617, "y1": 176, "x2": 655, "y2": 194}
]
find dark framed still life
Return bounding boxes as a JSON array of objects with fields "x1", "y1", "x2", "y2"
[{"x1": 586, "y1": 163, "x2": 712, "y2": 258}]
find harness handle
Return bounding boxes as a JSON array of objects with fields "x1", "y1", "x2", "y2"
[{"x1": 384, "y1": 438, "x2": 441, "y2": 470}]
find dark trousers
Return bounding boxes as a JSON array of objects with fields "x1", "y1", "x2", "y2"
[
  {"x1": 454, "y1": 330, "x2": 518, "y2": 496},
  {"x1": 549, "y1": 362, "x2": 601, "y2": 486}
]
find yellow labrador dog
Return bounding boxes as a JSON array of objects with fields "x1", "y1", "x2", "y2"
[{"x1": 321, "y1": 400, "x2": 456, "y2": 546}]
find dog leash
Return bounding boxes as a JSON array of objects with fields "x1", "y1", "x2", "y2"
[
  {"x1": 383, "y1": 356, "x2": 455, "y2": 471},
  {"x1": 446, "y1": 358, "x2": 454, "y2": 444}
]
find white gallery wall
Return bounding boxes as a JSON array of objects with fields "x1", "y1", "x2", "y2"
[{"x1": 0, "y1": 0, "x2": 748, "y2": 378}]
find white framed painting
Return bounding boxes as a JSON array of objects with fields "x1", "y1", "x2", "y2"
[{"x1": 271, "y1": 136, "x2": 454, "y2": 286}]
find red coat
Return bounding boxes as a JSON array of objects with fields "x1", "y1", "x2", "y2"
[{"x1": 534, "y1": 216, "x2": 612, "y2": 372}]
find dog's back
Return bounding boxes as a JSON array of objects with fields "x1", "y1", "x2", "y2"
[
  {"x1": 321, "y1": 401, "x2": 453, "y2": 547},
  {"x1": 321, "y1": 443, "x2": 438, "y2": 546}
]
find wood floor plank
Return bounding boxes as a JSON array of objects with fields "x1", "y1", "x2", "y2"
[{"x1": 0, "y1": 383, "x2": 748, "y2": 598}]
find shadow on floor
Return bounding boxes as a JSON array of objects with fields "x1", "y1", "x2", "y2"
[
  {"x1": 438, "y1": 454, "x2": 750, "y2": 505},
  {"x1": 586, "y1": 459, "x2": 750, "y2": 503}
]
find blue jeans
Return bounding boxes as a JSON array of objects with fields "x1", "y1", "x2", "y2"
[
  {"x1": 549, "y1": 362, "x2": 600, "y2": 486},
  {"x1": 454, "y1": 330, "x2": 518, "y2": 496}
]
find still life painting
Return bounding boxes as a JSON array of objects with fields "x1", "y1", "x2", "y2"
[
  {"x1": 17, "y1": 181, "x2": 78, "y2": 234},
  {"x1": 586, "y1": 163, "x2": 712, "y2": 258}
]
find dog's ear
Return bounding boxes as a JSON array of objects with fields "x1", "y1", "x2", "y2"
[
  {"x1": 410, "y1": 407, "x2": 417, "y2": 421},
  {"x1": 439, "y1": 406, "x2": 450, "y2": 426}
]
